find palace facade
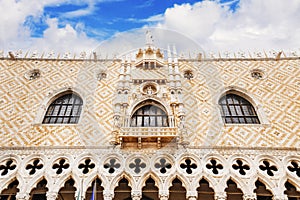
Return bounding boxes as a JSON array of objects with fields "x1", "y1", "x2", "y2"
[{"x1": 0, "y1": 42, "x2": 299, "y2": 200}]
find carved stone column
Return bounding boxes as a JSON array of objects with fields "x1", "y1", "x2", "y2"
[
  {"x1": 187, "y1": 190, "x2": 197, "y2": 200},
  {"x1": 159, "y1": 190, "x2": 169, "y2": 200},
  {"x1": 273, "y1": 195, "x2": 288, "y2": 200},
  {"x1": 243, "y1": 193, "x2": 257, "y2": 200},
  {"x1": 46, "y1": 191, "x2": 58, "y2": 200},
  {"x1": 16, "y1": 193, "x2": 30, "y2": 200},
  {"x1": 103, "y1": 190, "x2": 114, "y2": 200},
  {"x1": 131, "y1": 190, "x2": 142, "y2": 200},
  {"x1": 215, "y1": 192, "x2": 226, "y2": 200}
]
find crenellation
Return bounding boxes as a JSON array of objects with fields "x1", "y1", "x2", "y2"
[{"x1": 0, "y1": 43, "x2": 299, "y2": 199}]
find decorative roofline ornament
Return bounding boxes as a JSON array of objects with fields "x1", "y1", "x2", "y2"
[{"x1": 145, "y1": 30, "x2": 154, "y2": 47}]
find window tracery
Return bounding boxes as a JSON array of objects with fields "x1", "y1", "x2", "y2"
[
  {"x1": 42, "y1": 93, "x2": 83, "y2": 124},
  {"x1": 130, "y1": 104, "x2": 168, "y2": 127},
  {"x1": 219, "y1": 93, "x2": 260, "y2": 124}
]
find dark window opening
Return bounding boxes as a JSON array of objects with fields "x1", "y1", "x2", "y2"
[
  {"x1": 43, "y1": 93, "x2": 83, "y2": 124},
  {"x1": 219, "y1": 94, "x2": 260, "y2": 124},
  {"x1": 131, "y1": 105, "x2": 168, "y2": 127}
]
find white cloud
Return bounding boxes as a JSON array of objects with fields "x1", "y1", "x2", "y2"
[
  {"x1": 1, "y1": 0, "x2": 299, "y2": 56},
  {"x1": 31, "y1": 18, "x2": 97, "y2": 54},
  {"x1": 0, "y1": 0, "x2": 99, "y2": 54},
  {"x1": 155, "y1": 0, "x2": 300, "y2": 52}
]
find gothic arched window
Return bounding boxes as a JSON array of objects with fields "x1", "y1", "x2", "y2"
[
  {"x1": 219, "y1": 94, "x2": 260, "y2": 124},
  {"x1": 43, "y1": 93, "x2": 83, "y2": 124},
  {"x1": 131, "y1": 104, "x2": 168, "y2": 127}
]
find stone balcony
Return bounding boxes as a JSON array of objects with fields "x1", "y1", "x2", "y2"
[{"x1": 119, "y1": 127, "x2": 178, "y2": 148}]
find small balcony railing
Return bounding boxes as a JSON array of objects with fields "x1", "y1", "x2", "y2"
[{"x1": 120, "y1": 127, "x2": 178, "y2": 138}]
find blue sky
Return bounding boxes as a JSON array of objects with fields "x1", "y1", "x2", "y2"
[
  {"x1": 35, "y1": 0, "x2": 238, "y2": 39},
  {"x1": 0, "y1": 0, "x2": 299, "y2": 55}
]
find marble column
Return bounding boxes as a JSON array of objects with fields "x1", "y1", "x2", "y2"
[
  {"x1": 103, "y1": 190, "x2": 114, "y2": 200},
  {"x1": 159, "y1": 190, "x2": 169, "y2": 200},
  {"x1": 215, "y1": 192, "x2": 227, "y2": 200},
  {"x1": 273, "y1": 195, "x2": 288, "y2": 200},
  {"x1": 46, "y1": 191, "x2": 58, "y2": 200},
  {"x1": 16, "y1": 193, "x2": 30, "y2": 200},
  {"x1": 243, "y1": 193, "x2": 257, "y2": 200},
  {"x1": 131, "y1": 190, "x2": 142, "y2": 200}
]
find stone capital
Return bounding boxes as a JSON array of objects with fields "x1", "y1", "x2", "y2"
[
  {"x1": 131, "y1": 190, "x2": 142, "y2": 200},
  {"x1": 16, "y1": 193, "x2": 30, "y2": 200},
  {"x1": 215, "y1": 192, "x2": 227, "y2": 200},
  {"x1": 243, "y1": 193, "x2": 257, "y2": 200},
  {"x1": 273, "y1": 195, "x2": 288, "y2": 200},
  {"x1": 159, "y1": 190, "x2": 169, "y2": 200},
  {"x1": 186, "y1": 190, "x2": 198, "y2": 200},
  {"x1": 46, "y1": 191, "x2": 58, "y2": 200},
  {"x1": 103, "y1": 190, "x2": 114, "y2": 200}
]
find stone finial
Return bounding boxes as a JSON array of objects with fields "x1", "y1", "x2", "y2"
[
  {"x1": 80, "y1": 51, "x2": 87, "y2": 59},
  {"x1": 145, "y1": 30, "x2": 154, "y2": 47}
]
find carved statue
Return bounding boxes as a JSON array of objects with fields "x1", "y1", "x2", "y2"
[{"x1": 146, "y1": 30, "x2": 154, "y2": 46}]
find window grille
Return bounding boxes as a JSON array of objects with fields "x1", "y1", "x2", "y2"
[
  {"x1": 43, "y1": 94, "x2": 83, "y2": 124},
  {"x1": 131, "y1": 105, "x2": 168, "y2": 127},
  {"x1": 219, "y1": 94, "x2": 259, "y2": 124}
]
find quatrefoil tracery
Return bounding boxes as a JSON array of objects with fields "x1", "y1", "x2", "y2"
[
  {"x1": 26, "y1": 159, "x2": 43, "y2": 175},
  {"x1": 129, "y1": 158, "x2": 146, "y2": 174},
  {"x1": 180, "y1": 158, "x2": 197, "y2": 174},
  {"x1": 78, "y1": 159, "x2": 95, "y2": 174},
  {"x1": 104, "y1": 158, "x2": 121, "y2": 174},
  {"x1": 259, "y1": 160, "x2": 278, "y2": 176},
  {"x1": 155, "y1": 158, "x2": 172, "y2": 174},
  {"x1": 206, "y1": 159, "x2": 223, "y2": 175},
  {"x1": 0, "y1": 159, "x2": 16, "y2": 176},
  {"x1": 232, "y1": 159, "x2": 250, "y2": 175},
  {"x1": 52, "y1": 159, "x2": 70, "y2": 174},
  {"x1": 287, "y1": 161, "x2": 300, "y2": 177}
]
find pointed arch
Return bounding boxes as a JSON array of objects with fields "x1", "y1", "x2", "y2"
[
  {"x1": 139, "y1": 173, "x2": 161, "y2": 191},
  {"x1": 254, "y1": 179, "x2": 273, "y2": 200},
  {"x1": 284, "y1": 180, "x2": 300, "y2": 199},
  {"x1": 168, "y1": 178, "x2": 186, "y2": 200},
  {"x1": 42, "y1": 92, "x2": 83, "y2": 124},
  {"x1": 197, "y1": 178, "x2": 214, "y2": 200},
  {"x1": 113, "y1": 177, "x2": 132, "y2": 200},
  {"x1": 29, "y1": 178, "x2": 48, "y2": 200},
  {"x1": 218, "y1": 93, "x2": 259, "y2": 124},
  {"x1": 142, "y1": 177, "x2": 159, "y2": 200},
  {"x1": 85, "y1": 177, "x2": 104, "y2": 200},
  {"x1": 110, "y1": 173, "x2": 134, "y2": 192},
  {"x1": 225, "y1": 179, "x2": 243, "y2": 200},
  {"x1": 217, "y1": 86, "x2": 268, "y2": 124},
  {"x1": 56, "y1": 178, "x2": 76, "y2": 200},
  {"x1": 36, "y1": 88, "x2": 85, "y2": 124},
  {"x1": 0, "y1": 179, "x2": 19, "y2": 200},
  {"x1": 130, "y1": 99, "x2": 169, "y2": 127}
]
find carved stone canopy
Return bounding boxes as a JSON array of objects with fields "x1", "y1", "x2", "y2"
[{"x1": 140, "y1": 82, "x2": 159, "y2": 95}]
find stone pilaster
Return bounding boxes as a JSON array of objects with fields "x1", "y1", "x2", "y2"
[
  {"x1": 131, "y1": 190, "x2": 142, "y2": 200},
  {"x1": 273, "y1": 195, "x2": 288, "y2": 200},
  {"x1": 16, "y1": 193, "x2": 30, "y2": 200},
  {"x1": 187, "y1": 190, "x2": 197, "y2": 200},
  {"x1": 46, "y1": 191, "x2": 58, "y2": 200},
  {"x1": 103, "y1": 190, "x2": 114, "y2": 200},
  {"x1": 243, "y1": 193, "x2": 257, "y2": 200},
  {"x1": 215, "y1": 192, "x2": 227, "y2": 200},
  {"x1": 159, "y1": 190, "x2": 169, "y2": 200}
]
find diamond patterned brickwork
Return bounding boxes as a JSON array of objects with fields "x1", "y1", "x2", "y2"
[
  {"x1": 179, "y1": 59, "x2": 299, "y2": 147},
  {"x1": 0, "y1": 57, "x2": 299, "y2": 148},
  {"x1": 0, "y1": 59, "x2": 120, "y2": 147}
]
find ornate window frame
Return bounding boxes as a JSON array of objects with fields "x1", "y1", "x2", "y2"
[
  {"x1": 34, "y1": 88, "x2": 85, "y2": 125},
  {"x1": 127, "y1": 98, "x2": 174, "y2": 127},
  {"x1": 217, "y1": 87, "x2": 269, "y2": 125}
]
